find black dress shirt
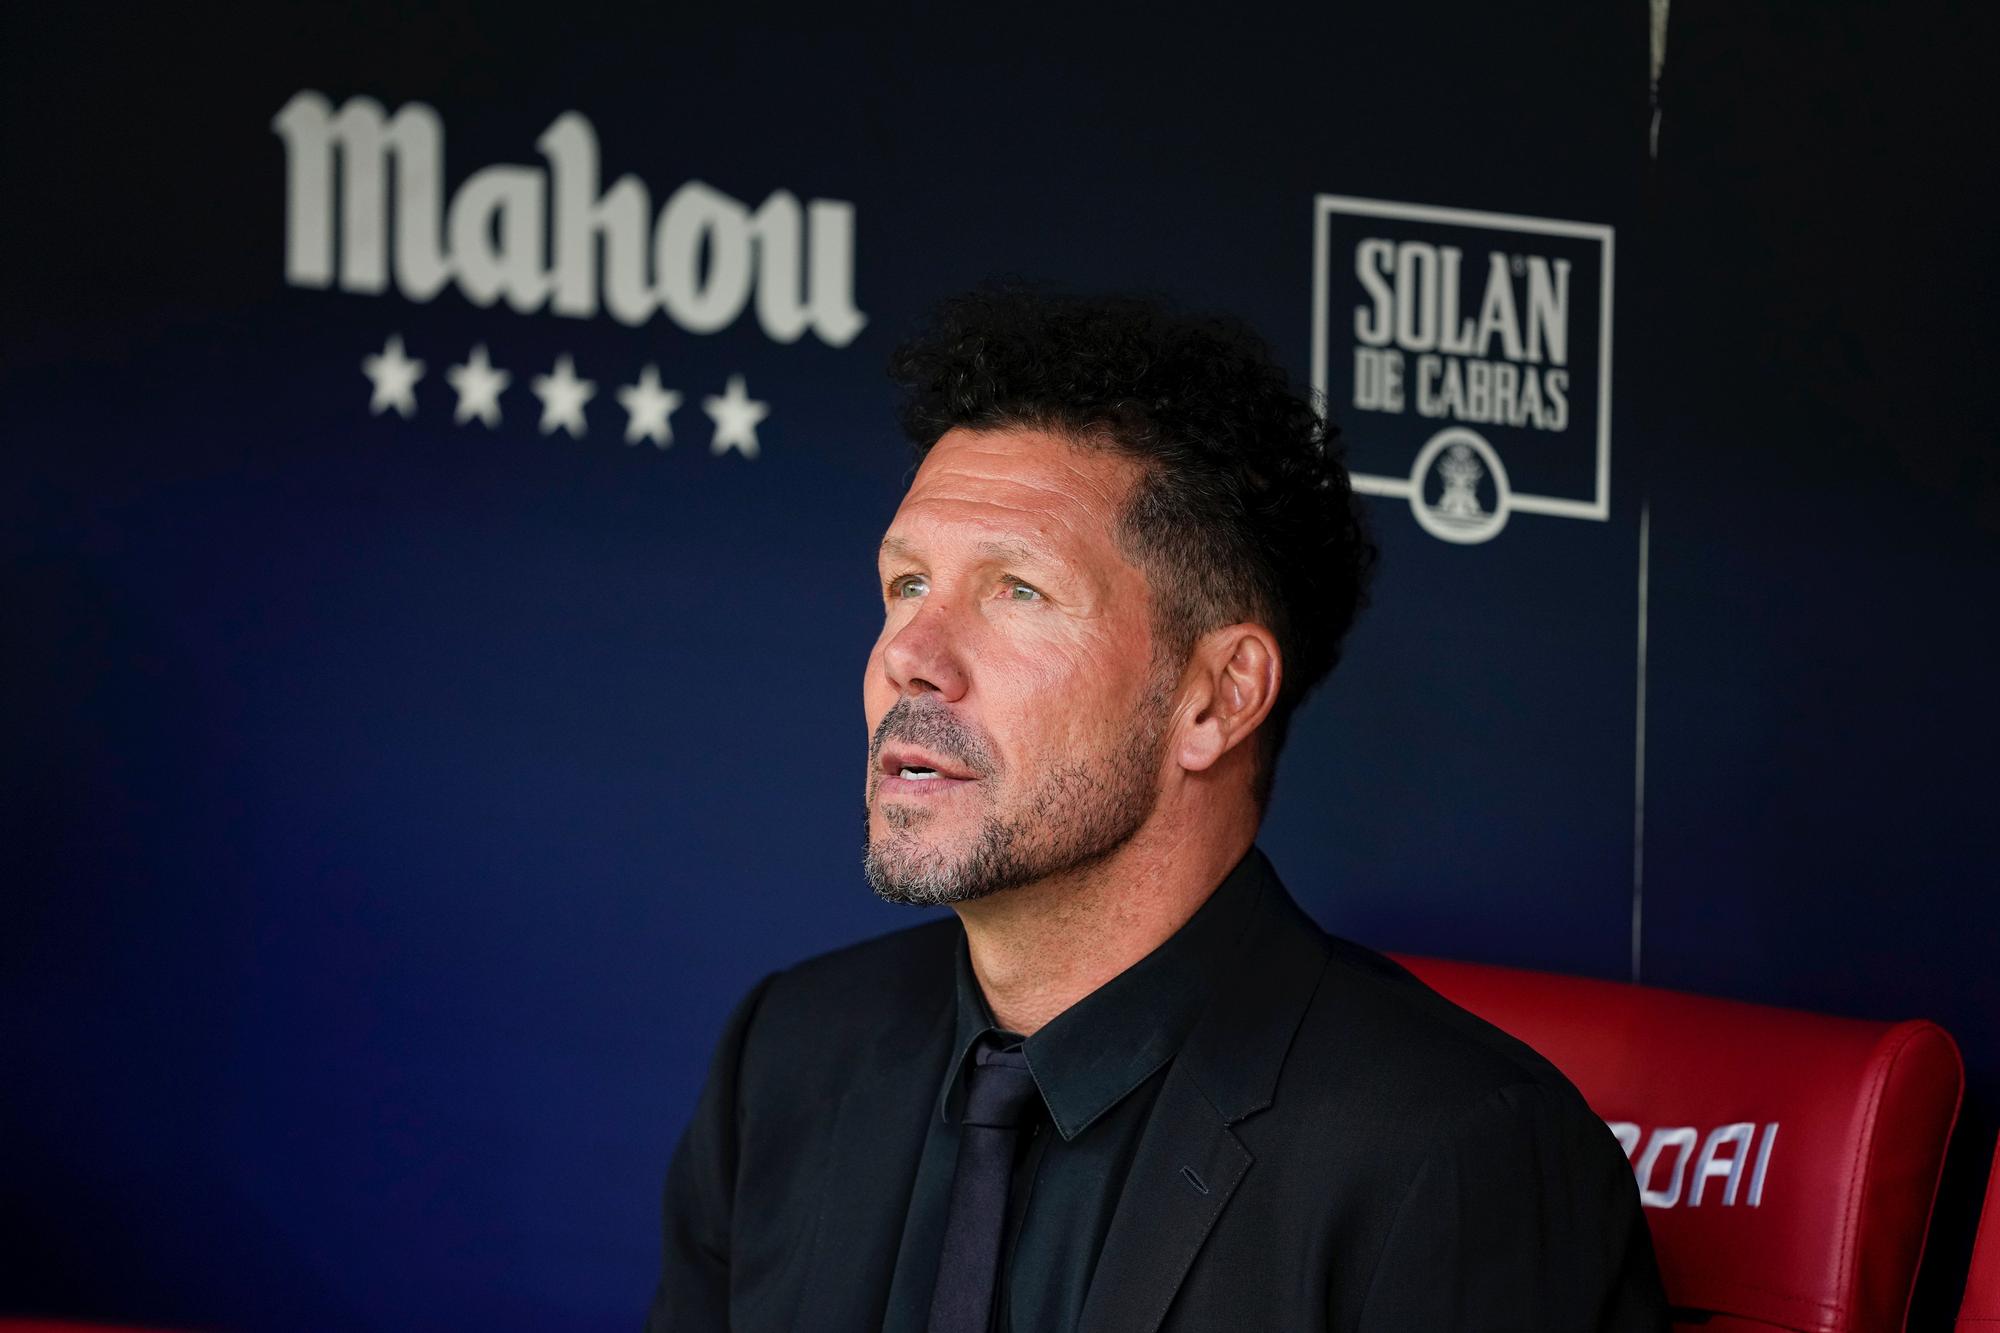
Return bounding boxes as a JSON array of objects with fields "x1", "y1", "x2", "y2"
[{"x1": 880, "y1": 853, "x2": 1263, "y2": 1333}]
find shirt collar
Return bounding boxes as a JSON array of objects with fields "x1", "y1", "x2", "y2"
[{"x1": 936, "y1": 845, "x2": 1267, "y2": 1141}]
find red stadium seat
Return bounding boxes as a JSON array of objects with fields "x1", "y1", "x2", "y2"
[
  {"x1": 1396, "y1": 955, "x2": 1963, "y2": 1333},
  {"x1": 1960, "y1": 1139, "x2": 2000, "y2": 1329}
]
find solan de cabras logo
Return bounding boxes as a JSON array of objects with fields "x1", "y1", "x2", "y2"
[
  {"x1": 1311, "y1": 195, "x2": 1614, "y2": 543},
  {"x1": 272, "y1": 91, "x2": 867, "y2": 457}
]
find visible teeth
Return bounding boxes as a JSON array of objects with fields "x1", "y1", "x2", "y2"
[{"x1": 900, "y1": 766, "x2": 939, "y2": 780}]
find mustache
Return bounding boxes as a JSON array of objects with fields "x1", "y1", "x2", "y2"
[{"x1": 869, "y1": 697, "x2": 999, "y2": 779}]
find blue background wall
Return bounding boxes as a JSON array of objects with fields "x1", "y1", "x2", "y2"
[{"x1": 4, "y1": 2, "x2": 1994, "y2": 1327}]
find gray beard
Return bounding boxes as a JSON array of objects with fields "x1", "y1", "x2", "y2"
[{"x1": 862, "y1": 681, "x2": 1172, "y2": 907}]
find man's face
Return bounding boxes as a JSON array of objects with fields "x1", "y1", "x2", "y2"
[{"x1": 862, "y1": 427, "x2": 1176, "y2": 906}]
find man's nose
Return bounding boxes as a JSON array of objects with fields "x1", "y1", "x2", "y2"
[{"x1": 880, "y1": 598, "x2": 969, "y2": 701}]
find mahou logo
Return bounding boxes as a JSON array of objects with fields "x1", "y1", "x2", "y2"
[
  {"x1": 272, "y1": 91, "x2": 864, "y2": 345},
  {"x1": 1311, "y1": 195, "x2": 1613, "y2": 544},
  {"x1": 273, "y1": 92, "x2": 865, "y2": 454}
]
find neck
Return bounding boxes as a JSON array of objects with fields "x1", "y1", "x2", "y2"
[{"x1": 952, "y1": 809, "x2": 1256, "y2": 1035}]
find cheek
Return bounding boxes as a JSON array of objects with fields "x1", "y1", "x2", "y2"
[{"x1": 987, "y1": 631, "x2": 1148, "y2": 760}]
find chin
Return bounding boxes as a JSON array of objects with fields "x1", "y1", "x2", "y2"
[{"x1": 864, "y1": 823, "x2": 986, "y2": 906}]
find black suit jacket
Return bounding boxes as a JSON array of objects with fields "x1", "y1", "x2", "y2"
[{"x1": 649, "y1": 851, "x2": 1668, "y2": 1331}]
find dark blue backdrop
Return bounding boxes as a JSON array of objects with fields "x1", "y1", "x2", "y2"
[{"x1": 4, "y1": 3, "x2": 1995, "y2": 1328}]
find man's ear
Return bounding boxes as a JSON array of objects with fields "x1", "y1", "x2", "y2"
[{"x1": 1174, "y1": 624, "x2": 1281, "y2": 774}]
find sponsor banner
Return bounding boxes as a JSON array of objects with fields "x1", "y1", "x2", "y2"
[
  {"x1": 1311, "y1": 195, "x2": 1614, "y2": 543},
  {"x1": 274, "y1": 91, "x2": 866, "y2": 454}
]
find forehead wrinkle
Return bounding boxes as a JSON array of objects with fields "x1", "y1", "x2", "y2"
[
  {"x1": 916, "y1": 450, "x2": 1134, "y2": 515},
  {"x1": 926, "y1": 427, "x2": 1139, "y2": 501},
  {"x1": 893, "y1": 488, "x2": 1118, "y2": 565},
  {"x1": 897, "y1": 465, "x2": 1134, "y2": 555},
  {"x1": 885, "y1": 498, "x2": 1078, "y2": 568}
]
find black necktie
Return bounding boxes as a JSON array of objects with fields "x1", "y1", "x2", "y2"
[{"x1": 926, "y1": 1035, "x2": 1041, "y2": 1333}]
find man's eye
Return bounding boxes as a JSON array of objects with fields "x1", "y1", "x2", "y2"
[
  {"x1": 1004, "y1": 579, "x2": 1042, "y2": 602},
  {"x1": 889, "y1": 574, "x2": 929, "y2": 599}
]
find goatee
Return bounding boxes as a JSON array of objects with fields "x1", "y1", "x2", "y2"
[{"x1": 862, "y1": 681, "x2": 1172, "y2": 906}]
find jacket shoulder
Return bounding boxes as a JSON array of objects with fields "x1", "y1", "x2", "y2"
[{"x1": 1286, "y1": 933, "x2": 1598, "y2": 1129}]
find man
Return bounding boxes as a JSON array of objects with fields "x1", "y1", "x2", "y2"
[{"x1": 649, "y1": 289, "x2": 1667, "y2": 1331}]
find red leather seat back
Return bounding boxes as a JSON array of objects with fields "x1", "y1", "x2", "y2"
[
  {"x1": 1396, "y1": 956, "x2": 1963, "y2": 1333},
  {"x1": 1960, "y1": 1140, "x2": 2000, "y2": 1330}
]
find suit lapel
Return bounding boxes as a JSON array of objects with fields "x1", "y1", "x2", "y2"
[
  {"x1": 1076, "y1": 1061, "x2": 1251, "y2": 1333},
  {"x1": 795, "y1": 984, "x2": 954, "y2": 1333},
  {"x1": 1079, "y1": 850, "x2": 1333, "y2": 1333}
]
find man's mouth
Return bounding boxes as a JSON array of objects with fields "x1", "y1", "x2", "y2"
[
  {"x1": 876, "y1": 743, "x2": 981, "y2": 797},
  {"x1": 878, "y1": 770, "x2": 976, "y2": 799}
]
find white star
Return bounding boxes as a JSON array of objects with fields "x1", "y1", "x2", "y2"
[
  {"x1": 445, "y1": 344, "x2": 511, "y2": 428},
  {"x1": 616, "y1": 364, "x2": 684, "y2": 447},
  {"x1": 531, "y1": 354, "x2": 596, "y2": 438},
  {"x1": 362, "y1": 334, "x2": 424, "y2": 418},
  {"x1": 703, "y1": 374, "x2": 769, "y2": 459}
]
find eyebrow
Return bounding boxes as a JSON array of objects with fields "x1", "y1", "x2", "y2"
[{"x1": 877, "y1": 535, "x2": 1052, "y2": 567}]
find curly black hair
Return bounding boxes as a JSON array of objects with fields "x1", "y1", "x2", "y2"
[{"x1": 888, "y1": 285, "x2": 1376, "y2": 806}]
